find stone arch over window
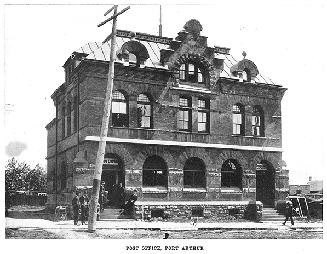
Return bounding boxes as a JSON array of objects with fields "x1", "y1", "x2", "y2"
[
  {"x1": 221, "y1": 159, "x2": 242, "y2": 189},
  {"x1": 176, "y1": 148, "x2": 212, "y2": 172},
  {"x1": 250, "y1": 152, "x2": 280, "y2": 173},
  {"x1": 137, "y1": 93, "x2": 152, "y2": 128},
  {"x1": 117, "y1": 40, "x2": 150, "y2": 67},
  {"x1": 112, "y1": 90, "x2": 129, "y2": 127},
  {"x1": 183, "y1": 157, "x2": 206, "y2": 188},
  {"x1": 252, "y1": 105, "x2": 264, "y2": 137},
  {"x1": 104, "y1": 144, "x2": 134, "y2": 170},
  {"x1": 142, "y1": 155, "x2": 168, "y2": 188},
  {"x1": 232, "y1": 103, "x2": 245, "y2": 135},
  {"x1": 174, "y1": 54, "x2": 212, "y2": 85}
]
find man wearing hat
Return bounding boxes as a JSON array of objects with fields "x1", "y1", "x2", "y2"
[{"x1": 283, "y1": 198, "x2": 294, "y2": 226}]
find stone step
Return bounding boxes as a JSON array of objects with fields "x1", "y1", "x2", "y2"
[
  {"x1": 100, "y1": 208, "x2": 122, "y2": 219},
  {"x1": 261, "y1": 207, "x2": 285, "y2": 221}
]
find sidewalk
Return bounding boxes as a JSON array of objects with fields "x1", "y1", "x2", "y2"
[{"x1": 5, "y1": 217, "x2": 323, "y2": 231}]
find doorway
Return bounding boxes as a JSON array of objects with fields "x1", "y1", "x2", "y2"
[
  {"x1": 256, "y1": 160, "x2": 275, "y2": 207},
  {"x1": 101, "y1": 154, "x2": 124, "y2": 208}
]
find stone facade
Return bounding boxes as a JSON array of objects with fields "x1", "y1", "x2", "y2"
[{"x1": 46, "y1": 20, "x2": 288, "y2": 220}]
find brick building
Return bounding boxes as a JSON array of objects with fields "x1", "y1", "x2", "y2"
[{"x1": 46, "y1": 19, "x2": 288, "y2": 220}]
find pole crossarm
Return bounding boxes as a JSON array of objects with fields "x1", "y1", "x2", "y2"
[
  {"x1": 98, "y1": 6, "x2": 130, "y2": 27},
  {"x1": 104, "y1": 5, "x2": 117, "y2": 16},
  {"x1": 102, "y1": 33, "x2": 113, "y2": 44}
]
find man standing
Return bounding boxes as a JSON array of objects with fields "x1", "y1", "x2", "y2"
[
  {"x1": 79, "y1": 192, "x2": 87, "y2": 225},
  {"x1": 72, "y1": 192, "x2": 80, "y2": 225},
  {"x1": 283, "y1": 200, "x2": 294, "y2": 226}
]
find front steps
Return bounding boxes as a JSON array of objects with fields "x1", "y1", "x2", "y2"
[
  {"x1": 99, "y1": 207, "x2": 134, "y2": 220},
  {"x1": 261, "y1": 207, "x2": 285, "y2": 221}
]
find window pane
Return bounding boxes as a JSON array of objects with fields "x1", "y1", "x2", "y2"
[
  {"x1": 113, "y1": 91, "x2": 125, "y2": 100},
  {"x1": 142, "y1": 116, "x2": 151, "y2": 128},
  {"x1": 112, "y1": 102, "x2": 120, "y2": 113},
  {"x1": 188, "y1": 64, "x2": 195, "y2": 73},
  {"x1": 179, "y1": 98, "x2": 189, "y2": 107},
  {"x1": 198, "y1": 99, "x2": 205, "y2": 108},
  {"x1": 179, "y1": 64, "x2": 186, "y2": 80},
  {"x1": 198, "y1": 71, "x2": 203, "y2": 83},
  {"x1": 183, "y1": 111, "x2": 189, "y2": 121},
  {"x1": 137, "y1": 94, "x2": 150, "y2": 102},
  {"x1": 144, "y1": 105, "x2": 151, "y2": 116},
  {"x1": 129, "y1": 53, "x2": 137, "y2": 64},
  {"x1": 198, "y1": 123, "x2": 206, "y2": 132}
]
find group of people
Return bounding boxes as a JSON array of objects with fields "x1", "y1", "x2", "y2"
[
  {"x1": 72, "y1": 185, "x2": 138, "y2": 225},
  {"x1": 71, "y1": 191, "x2": 89, "y2": 225}
]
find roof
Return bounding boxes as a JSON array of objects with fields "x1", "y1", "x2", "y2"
[
  {"x1": 75, "y1": 36, "x2": 169, "y2": 70},
  {"x1": 74, "y1": 30, "x2": 277, "y2": 86}
]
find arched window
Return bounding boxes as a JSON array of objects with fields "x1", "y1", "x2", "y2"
[
  {"x1": 112, "y1": 91, "x2": 128, "y2": 127},
  {"x1": 252, "y1": 105, "x2": 264, "y2": 137},
  {"x1": 61, "y1": 105, "x2": 65, "y2": 139},
  {"x1": 66, "y1": 101, "x2": 71, "y2": 136},
  {"x1": 198, "y1": 98, "x2": 210, "y2": 133},
  {"x1": 179, "y1": 62, "x2": 205, "y2": 83},
  {"x1": 221, "y1": 159, "x2": 242, "y2": 188},
  {"x1": 118, "y1": 41, "x2": 149, "y2": 67},
  {"x1": 137, "y1": 94, "x2": 152, "y2": 128},
  {"x1": 232, "y1": 104, "x2": 245, "y2": 135},
  {"x1": 143, "y1": 155, "x2": 167, "y2": 187},
  {"x1": 178, "y1": 96, "x2": 192, "y2": 131},
  {"x1": 183, "y1": 157, "x2": 206, "y2": 188}
]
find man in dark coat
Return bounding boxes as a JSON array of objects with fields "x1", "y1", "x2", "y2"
[
  {"x1": 72, "y1": 192, "x2": 80, "y2": 225},
  {"x1": 283, "y1": 200, "x2": 294, "y2": 226},
  {"x1": 79, "y1": 192, "x2": 87, "y2": 225}
]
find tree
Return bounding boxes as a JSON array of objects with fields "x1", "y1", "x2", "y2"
[
  {"x1": 25, "y1": 164, "x2": 47, "y2": 192},
  {"x1": 5, "y1": 158, "x2": 30, "y2": 192},
  {"x1": 5, "y1": 158, "x2": 47, "y2": 192}
]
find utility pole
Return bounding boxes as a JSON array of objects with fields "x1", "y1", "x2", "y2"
[{"x1": 88, "y1": 5, "x2": 130, "y2": 233}]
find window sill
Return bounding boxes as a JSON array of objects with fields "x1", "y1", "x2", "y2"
[
  {"x1": 220, "y1": 188, "x2": 242, "y2": 193},
  {"x1": 183, "y1": 188, "x2": 206, "y2": 193},
  {"x1": 142, "y1": 187, "x2": 168, "y2": 193}
]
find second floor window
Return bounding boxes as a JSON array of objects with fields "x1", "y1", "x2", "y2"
[
  {"x1": 112, "y1": 91, "x2": 128, "y2": 127},
  {"x1": 198, "y1": 99, "x2": 209, "y2": 133},
  {"x1": 252, "y1": 106, "x2": 264, "y2": 137},
  {"x1": 137, "y1": 94, "x2": 152, "y2": 128},
  {"x1": 178, "y1": 97, "x2": 192, "y2": 131},
  {"x1": 232, "y1": 104, "x2": 245, "y2": 135},
  {"x1": 179, "y1": 63, "x2": 204, "y2": 83}
]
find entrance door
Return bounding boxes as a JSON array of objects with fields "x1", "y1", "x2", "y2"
[
  {"x1": 256, "y1": 161, "x2": 275, "y2": 207},
  {"x1": 101, "y1": 154, "x2": 124, "y2": 208}
]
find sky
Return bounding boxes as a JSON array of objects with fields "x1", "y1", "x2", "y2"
[{"x1": 2, "y1": 0, "x2": 327, "y2": 185}]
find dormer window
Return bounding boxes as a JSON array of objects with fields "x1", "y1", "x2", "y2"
[
  {"x1": 179, "y1": 63, "x2": 205, "y2": 83},
  {"x1": 129, "y1": 53, "x2": 137, "y2": 65},
  {"x1": 118, "y1": 41, "x2": 149, "y2": 68}
]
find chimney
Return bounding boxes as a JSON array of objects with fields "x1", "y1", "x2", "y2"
[{"x1": 308, "y1": 176, "x2": 312, "y2": 182}]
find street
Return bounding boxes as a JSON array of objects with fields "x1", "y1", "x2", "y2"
[{"x1": 5, "y1": 226, "x2": 323, "y2": 239}]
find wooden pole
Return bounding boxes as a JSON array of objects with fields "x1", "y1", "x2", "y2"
[{"x1": 87, "y1": 6, "x2": 118, "y2": 233}]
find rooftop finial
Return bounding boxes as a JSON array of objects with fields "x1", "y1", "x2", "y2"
[{"x1": 242, "y1": 51, "x2": 247, "y2": 59}]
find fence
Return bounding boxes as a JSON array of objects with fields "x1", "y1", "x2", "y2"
[{"x1": 7, "y1": 193, "x2": 47, "y2": 207}]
